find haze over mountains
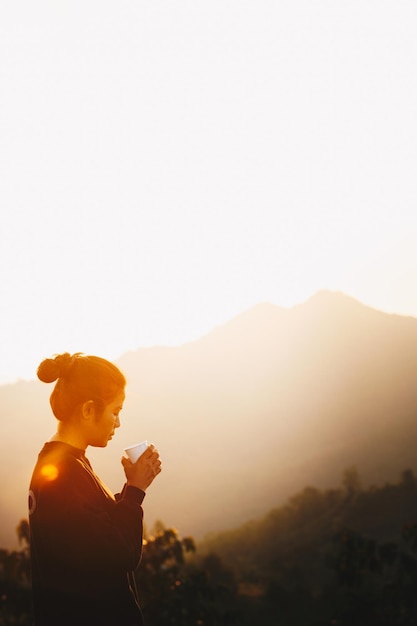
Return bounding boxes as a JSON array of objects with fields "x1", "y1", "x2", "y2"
[{"x1": 2, "y1": 290, "x2": 417, "y2": 550}]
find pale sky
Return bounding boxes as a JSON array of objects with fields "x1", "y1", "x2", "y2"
[{"x1": 1, "y1": 1, "x2": 417, "y2": 385}]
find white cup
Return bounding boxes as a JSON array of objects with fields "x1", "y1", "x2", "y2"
[{"x1": 123, "y1": 440, "x2": 148, "y2": 463}]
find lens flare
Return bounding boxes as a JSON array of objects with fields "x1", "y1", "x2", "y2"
[{"x1": 40, "y1": 464, "x2": 59, "y2": 481}]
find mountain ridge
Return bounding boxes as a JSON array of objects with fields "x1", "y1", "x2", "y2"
[{"x1": 2, "y1": 291, "x2": 417, "y2": 549}]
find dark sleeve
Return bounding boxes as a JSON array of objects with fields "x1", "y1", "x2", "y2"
[{"x1": 33, "y1": 457, "x2": 145, "y2": 575}]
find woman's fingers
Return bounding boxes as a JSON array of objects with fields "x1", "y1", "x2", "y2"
[{"x1": 121, "y1": 443, "x2": 162, "y2": 490}]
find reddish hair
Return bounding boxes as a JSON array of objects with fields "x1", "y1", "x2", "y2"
[{"x1": 37, "y1": 353, "x2": 126, "y2": 421}]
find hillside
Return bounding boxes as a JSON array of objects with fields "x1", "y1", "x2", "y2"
[
  {"x1": 2, "y1": 290, "x2": 417, "y2": 550},
  {"x1": 196, "y1": 468, "x2": 417, "y2": 625},
  {"x1": 199, "y1": 467, "x2": 417, "y2": 582}
]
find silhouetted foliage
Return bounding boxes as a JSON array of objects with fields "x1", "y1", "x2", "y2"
[
  {"x1": 342, "y1": 465, "x2": 362, "y2": 501},
  {"x1": 0, "y1": 521, "x2": 32, "y2": 626},
  {"x1": 136, "y1": 523, "x2": 243, "y2": 625},
  {"x1": 320, "y1": 522, "x2": 417, "y2": 625}
]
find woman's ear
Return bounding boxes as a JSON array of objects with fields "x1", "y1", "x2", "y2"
[{"x1": 81, "y1": 400, "x2": 96, "y2": 421}]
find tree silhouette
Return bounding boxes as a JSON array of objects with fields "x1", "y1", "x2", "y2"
[
  {"x1": 0, "y1": 519, "x2": 32, "y2": 626},
  {"x1": 342, "y1": 465, "x2": 362, "y2": 500},
  {"x1": 136, "y1": 526, "x2": 243, "y2": 625}
]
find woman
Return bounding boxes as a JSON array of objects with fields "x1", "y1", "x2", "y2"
[{"x1": 28, "y1": 352, "x2": 161, "y2": 626}]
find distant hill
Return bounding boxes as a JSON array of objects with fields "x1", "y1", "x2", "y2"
[
  {"x1": 196, "y1": 468, "x2": 417, "y2": 625},
  {"x1": 2, "y1": 290, "x2": 417, "y2": 549},
  {"x1": 199, "y1": 466, "x2": 417, "y2": 583}
]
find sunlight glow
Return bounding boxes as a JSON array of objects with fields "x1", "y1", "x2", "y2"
[
  {"x1": 1, "y1": 1, "x2": 417, "y2": 386},
  {"x1": 40, "y1": 464, "x2": 59, "y2": 482}
]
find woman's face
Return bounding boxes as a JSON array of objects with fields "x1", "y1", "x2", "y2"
[{"x1": 90, "y1": 389, "x2": 125, "y2": 447}]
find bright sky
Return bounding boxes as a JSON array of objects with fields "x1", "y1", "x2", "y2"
[{"x1": 1, "y1": 1, "x2": 417, "y2": 385}]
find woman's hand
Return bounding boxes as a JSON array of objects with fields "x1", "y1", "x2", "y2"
[{"x1": 121, "y1": 444, "x2": 162, "y2": 492}]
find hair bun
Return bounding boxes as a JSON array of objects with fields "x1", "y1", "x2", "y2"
[{"x1": 37, "y1": 353, "x2": 74, "y2": 383}]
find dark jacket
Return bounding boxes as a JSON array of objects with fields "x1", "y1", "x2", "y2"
[{"x1": 29, "y1": 441, "x2": 145, "y2": 625}]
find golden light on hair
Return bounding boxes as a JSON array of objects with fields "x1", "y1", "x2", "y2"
[{"x1": 40, "y1": 464, "x2": 59, "y2": 481}]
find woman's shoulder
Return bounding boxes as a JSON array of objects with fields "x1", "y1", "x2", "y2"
[
  {"x1": 32, "y1": 441, "x2": 88, "y2": 487},
  {"x1": 39, "y1": 440, "x2": 85, "y2": 464}
]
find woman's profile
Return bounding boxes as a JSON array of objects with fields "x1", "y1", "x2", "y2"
[{"x1": 28, "y1": 352, "x2": 161, "y2": 626}]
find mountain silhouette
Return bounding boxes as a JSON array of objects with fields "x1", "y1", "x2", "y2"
[{"x1": 2, "y1": 290, "x2": 417, "y2": 549}]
